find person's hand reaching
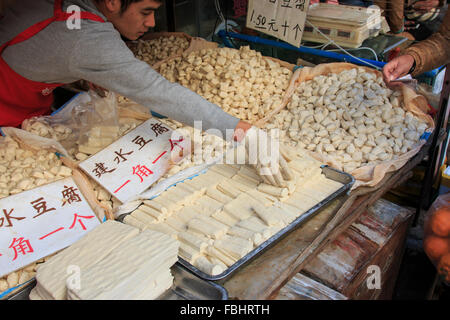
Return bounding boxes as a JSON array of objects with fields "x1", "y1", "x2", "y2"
[
  {"x1": 233, "y1": 121, "x2": 294, "y2": 187},
  {"x1": 382, "y1": 54, "x2": 415, "y2": 88}
]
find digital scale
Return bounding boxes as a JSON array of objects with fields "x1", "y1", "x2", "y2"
[{"x1": 302, "y1": 3, "x2": 391, "y2": 48}]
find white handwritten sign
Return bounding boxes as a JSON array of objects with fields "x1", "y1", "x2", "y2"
[
  {"x1": 78, "y1": 118, "x2": 190, "y2": 203},
  {"x1": 0, "y1": 177, "x2": 100, "y2": 278},
  {"x1": 246, "y1": 0, "x2": 310, "y2": 47}
]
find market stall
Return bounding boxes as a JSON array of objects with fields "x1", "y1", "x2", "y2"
[{"x1": 1, "y1": 0, "x2": 449, "y2": 301}]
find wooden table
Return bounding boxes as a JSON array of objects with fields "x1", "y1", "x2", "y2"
[{"x1": 220, "y1": 140, "x2": 432, "y2": 300}]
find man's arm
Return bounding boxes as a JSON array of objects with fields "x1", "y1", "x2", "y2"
[
  {"x1": 68, "y1": 25, "x2": 239, "y2": 139},
  {"x1": 402, "y1": 9, "x2": 450, "y2": 76}
]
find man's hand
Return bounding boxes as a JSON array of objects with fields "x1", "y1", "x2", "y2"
[
  {"x1": 413, "y1": 0, "x2": 440, "y2": 12},
  {"x1": 234, "y1": 121, "x2": 294, "y2": 187},
  {"x1": 382, "y1": 54, "x2": 415, "y2": 87},
  {"x1": 87, "y1": 81, "x2": 108, "y2": 98}
]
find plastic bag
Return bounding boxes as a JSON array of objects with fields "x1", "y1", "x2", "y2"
[
  {"x1": 423, "y1": 192, "x2": 450, "y2": 284},
  {"x1": 21, "y1": 91, "x2": 119, "y2": 159}
]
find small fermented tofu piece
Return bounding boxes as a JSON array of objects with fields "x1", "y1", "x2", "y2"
[
  {"x1": 145, "y1": 222, "x2": 178, "y2": 239},
  {"x1": 209, "y1": 164, "x2": 239, "y2": 178},
  {"x1": 139, "y1": 204, "x2": 165, "y2": 221},
  {"x1": 238, "y1": 165, "x2": 263, "y2": 183},
  {"x1": 235, "y1": 172, "x2": 261, "y2": 186},
  {"x1": 157, "y1": 192, "x2": 184, "y2": 209},
  {"x1": 131, "y1": 209, "x2": 158, "y2": 225},
  {"x1": 273, "y1": 202, "x2": 301, "y2": 219},
  {"x1": 164, "y1": 185, "x2": 196, "y2": 205},
  {"x1": 304, "y1": 176, "x2": 343, "y2": 195},
  {"x1": 282, "y1": 197, "x2": 312, "y2": 213},
  {"x1": 216, "y1": 180, "x2": 241, "y2": 199},
  {"x1": 194, "y1": 256, "x2": 225, "y2": 276},
  {"x1": 270, "y1": 205, "x2": 297, "y2": 225},
  {"x1": 33, "y1": 221, "x2": 139, "y2": 300},
  {"x1": 193, "y1": 196, "x2": 224, "y2": 216},
  {"x1": 206, "y1": 246, "x2": 237, "y2": 267},
  {"x1": 178, "y1": 183, "x2": 206, "y2": 198},
  {"x1": 257, "y1": 183, "x2": 289, "y2": 198},
  {"x1": 143, "y1": 199, "x2": 170, "y2": 216},
  {"x1": 214, "y1": 235, "x2": 253, "y2": 260},
  {"x1": 182, "y1": 179, "x2": 208, "y2": 193},
  {"x1": 293, "y1": 186, "x2": 324, "y2": 203},
  {"x1": 175, "y1": 207, "x2": 199, "y2": 224},
  {"x1": 246, "y1": 189, "x2": 278, "y2": 206},
  {"x1": 223, "y1": 193, "x2": 260, "y2": 220},
  {"x1": 211, "y1": 210, "x2": 240, "y2": 227},
  {"x1": 179, "y1": 242, "x2": 201, "y2": 264},
  {"x1": 198, "y1": 215, "x2": 229, "y2": 233},
  {"x1": 224, "y1": 178, "x2": 254, "y2": 193},
  {"x1": 177, "y1": 231, "x2": 209, "y2": 253},
  {"x1": 206, "y1": 255, "x2": 228, "y2": 271},
  {"x1": 289, "y1": 160, "x2": 321, "y2": 176},
  {"x1": 123, "y1": 215, "x2": 149, "y2": 231},
  {"x1": 228, "y1": 225, "x2": 263, "y2": 246},
  {"x1": 191, "y1": 171, "x2": 225, "y2": 189},
  {"x1": 231, "y1": 174, "x2": 259, "y2": 188},
  {"x1": 78, "y1": 144, "x2": 102, "y2": 155},
  {"x1": 251, "y1": 202, "x2": 284, "y2": 227},
  {"x1": 187, "y1": 218, "x2": 226, "y2": 239},
  {"x1": 206, "y1": 187, "x2": 234, "y2": 204},
  {"x1": 164, "y1": 216, "x2": 187, "y2": 232},
  {"x1": 237, "y1": 217, "x2": 271, "y2": 239}
]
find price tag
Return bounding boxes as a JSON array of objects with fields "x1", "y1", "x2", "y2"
[
  {"x1": 0, "y1": 177, "x2": 100, "y2": 278},
  {"x1": 246, "y1": 0, "x2": 309, "y2": 47},
  {"x1": 78, "y1": 119, "x2": 190, "y2": 203}
]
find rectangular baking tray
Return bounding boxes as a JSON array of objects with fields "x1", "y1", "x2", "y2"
[
  {"x1": 6, "y1": 264, "x2": 228, "y2": 300},
  {"x1": 178, "y1": 165, "x2": 354, "y2": 281}
]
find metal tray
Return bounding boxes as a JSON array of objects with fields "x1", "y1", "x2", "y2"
[
  {"x1": 178, "y1": 165, "x2": 354, "y2": 281},
  {"x1": 6, "y1": 264, "x2": 228, "y2": 300}
]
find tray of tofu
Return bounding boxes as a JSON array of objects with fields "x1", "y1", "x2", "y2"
[
  {"x1": 120, "y1": 151, "x2": 354, "y2": 281},
  {"x1": 6, "y1": 264, "x2": 228, "y2": 300}
]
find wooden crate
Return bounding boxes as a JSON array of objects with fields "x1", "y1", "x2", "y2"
[{"x1": 291, "y1": 199, "x2": 413, "y2": 299}]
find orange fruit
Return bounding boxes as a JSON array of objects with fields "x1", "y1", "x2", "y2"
[
  {"x1": 423, "y1": 235, "x2": 450, "y2": 262},
  {"x1": 437, "y1": 253, "x2": 450, "y2": 284},
  {"x1": 430, "y1": 207, "x2": 450, "y2": 237}
]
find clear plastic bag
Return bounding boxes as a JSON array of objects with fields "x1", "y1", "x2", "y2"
[
  {"x1": 423, "y1": 192, "x2": 450, "y2": 284},
  {"x1": 21, "y1": 91, "x2": 119, "y2": 158}
]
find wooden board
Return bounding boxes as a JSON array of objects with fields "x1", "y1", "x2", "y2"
[{"x1": 302, "y1": 199, "x2": 413, "y2": 298}]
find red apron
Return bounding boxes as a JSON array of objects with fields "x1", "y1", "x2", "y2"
[{"x1": 0, "y1": 0, "x2": 104, "y2": 127}]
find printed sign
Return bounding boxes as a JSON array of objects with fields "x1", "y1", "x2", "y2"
[
  {"x1": 78, "y1": 119, "x2": 190, "y2": 203},
  {"x1": 0, "y1": 177, "x2": 100, "y2": 278},
  {"x1": 246, "y1": 0, "x2": 310, "y2": 47}
]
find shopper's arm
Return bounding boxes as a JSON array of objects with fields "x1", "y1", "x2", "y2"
[
  {"x1": 402, "y1": 10, "x2": 450, "y2": 76},
  {"x1": 68, "y1": 27, "x2": 239, "y2": 139}
]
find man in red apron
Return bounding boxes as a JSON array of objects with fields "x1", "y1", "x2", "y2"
[
  {"x1": 0, "y1": 0, "x2": 105, "y2": 127},
  {"x1": 0, "y1": 0, "x2": 292, "y2": 186}
]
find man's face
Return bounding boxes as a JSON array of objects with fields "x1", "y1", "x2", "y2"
[{"x1": 110, "y1": 0, "x2": 161, "y2": 40}]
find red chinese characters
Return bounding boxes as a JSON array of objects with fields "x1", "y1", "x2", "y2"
[
  {"x1": 68, "y1": 213, "x2": 95, "y2": 231},
  {"x1": 9, "y1": 237, "x2": 34, "y2": 261},
  {"x1": 132, "y1": 165, "x2": 153, "y2": 183}
]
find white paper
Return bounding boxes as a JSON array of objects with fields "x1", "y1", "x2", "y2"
[
  {"x1": 78, "y1": 119, "x2": 190, "y2": 203},
  {"x1": 0, "y1": 177, "x2": 100, "y2": 278},
  {"x1": 246, "y1": 0, "x2": 309, "y2": 47}
]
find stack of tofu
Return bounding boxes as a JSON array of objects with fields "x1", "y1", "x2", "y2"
[
  {"x1": 29, "y1": 220, "x2": 179, "y2": 300},
  {"x1": 123, "y1": 149, "x2": 343, "y2": 277}
]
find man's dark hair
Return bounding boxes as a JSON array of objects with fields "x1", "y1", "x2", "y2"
[
  {"x1": 95, "y1": 0, "x2": 161, "y2": 14},
  {"x1": 117, "y1": 0, "x2": 143, "y2": 13}
]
